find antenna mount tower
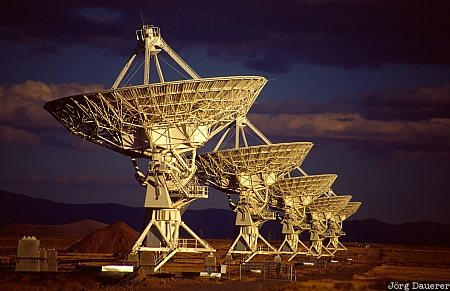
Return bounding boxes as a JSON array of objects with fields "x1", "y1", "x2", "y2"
[{"x1": 44, "y1": 24, "x2": 267, "y2": 272}]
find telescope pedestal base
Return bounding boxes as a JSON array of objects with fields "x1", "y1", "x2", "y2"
[
  {"x1": 131, "y1": 208, "x2": 215, "y2": 272},
  {"x1": 325, "y1": 236, "x2": 347, "y2": 255},
  {"x1": 279, "y1": 233, "x2": 310, "y2": 261},
  {"x1": 309, "y1": 237, "x2": 333, "y2": 258},
  {"x1": 228, "y1": 225, "x2": 278, "y2": 263}
]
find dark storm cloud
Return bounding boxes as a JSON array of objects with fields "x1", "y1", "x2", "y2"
[
  {"x1": 254, "y1": 84, "x2": 450, "y2": 121},
  {"x1": 1, "y1": 0, "x2": 449, "y2": 72},
  {"x1": 360, "y1": 84, "x2": 450, "y2": 121},
  {"x1": 0, "y1": 1, "x2": 133, "y2": 55},
  {"x1": 244, "y1": 53, "x2": 292, "y2": 74},
  {"x1": 19, "y1": 45, "x2": 58, "y2": 59},
  {"x1": 0, "y1": 80, "x2": 103, "y2": 147},
  {"x1": 250, "y1": 83, "x2": 450, "y2": 158},
  {"x1": 252, "y1": 96, "x2": 354, "y2": 115}
]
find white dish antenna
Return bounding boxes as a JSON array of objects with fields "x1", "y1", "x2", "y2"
[
  {"x1": 44, "y1": 23, "x2": 361, "y2": 268},
  {"x1": 196, "y1": 142, "x2": 313, "y2": 261},
  {"x1": 269, "y1": 174, "x2": 337, "y2": 260},
  {"x1": 44, "y1": 24, "x2": 268, "y2": 272}
]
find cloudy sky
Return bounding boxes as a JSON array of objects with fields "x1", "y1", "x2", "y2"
[{"x1": 1, "y1": 0, "x2": 449, "y2": 223}]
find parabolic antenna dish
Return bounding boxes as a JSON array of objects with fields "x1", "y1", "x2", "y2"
[
  {"x1": 44, "y1": 76, "x2": 267, "y2": 157},
  {"x1": 269, "y1": 174, "x2": 337, "y2": 210},
  {"x1": 338, "y1": 201, "x2": 361, "y2": 220},
  {"x1": 308, "y1": 195, "x2": 352, "y2": 217},
  {"x1": 196, "y1": 142, "x2": 313, "y2": 192}
]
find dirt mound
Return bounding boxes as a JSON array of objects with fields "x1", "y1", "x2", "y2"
[
  {"x1": 66, "y1": 221, "x2": 138, "y2": 257},
  {"x1": 0, "y1": 220, "x2": 108, "y2": 237}
]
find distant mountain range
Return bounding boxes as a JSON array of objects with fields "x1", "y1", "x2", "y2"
[
  {"x1": 0, "y1": 220, "x2": 107, "y2": 237},
  {"x1": 1, "y1": 190, "x2": 450, "y2": 246}
]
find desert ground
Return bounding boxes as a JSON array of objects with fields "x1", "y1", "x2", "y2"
[{"x1": 1, "y1": 234, "x2": 450, "y2": 291}]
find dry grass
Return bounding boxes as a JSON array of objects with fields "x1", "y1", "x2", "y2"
[{"x1": 1, "y1": 237, "x2": 449, "y2": 290}]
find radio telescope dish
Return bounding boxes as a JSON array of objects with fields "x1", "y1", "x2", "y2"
[
  {"x1": 307, "y1": 195, "x2": 351, "y2": 257},
  {"x1": 269, "y1": 174, "x2": 337, "y2": 210},
  {"x1": 197, "y1": 142, "x2": 313, "y2": 262},
  {"x1": 197, "y1": 142, "x2": 313, "y2": 192},
  {"x1": 325, "y1": 201, "x2": 361, "y2": 254},
  {"x1": 308, "y1": 196, "x2": 351, "y2": 217},
  {"x1": 268, "y1": 174, "x2": 337, "y2": 260},
  {"x1": 44, "y1": 76, "x2": 266, "y2": 157},
  {"x1": 43, "y1": 22, "x2": 362, "y2": 269},
  {"x1": 44, "y1": 24, "x2": 269, "y2": 272},
  {"x1": 338, "y1": 201, "x2": 361, "y2": 220}
]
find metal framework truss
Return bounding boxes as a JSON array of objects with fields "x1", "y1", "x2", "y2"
[
  {"x1": 196, "y1": 142, "x2": 313, "y2": 261},
  {"x1": 197, "y1": 142, "x2": 313, "y2": 192},
  {"x1": 269, "y1": 174, "x2": 337, "y2": 260},
  {"x1": 43, "y1": 24, "x2": 271, "y2": 272},
  {"x1": 130, "y1": 208, "x2": 215, "y2": 272},
  {"x1": 307, "y1": 196, "x2": 352, "y2": 257},
  {"x1": 338, "y1": 201, "x2": 361, "y2": 220},
  {"x1": 197, "y1": 107, "x2": 362, "y2": 262},
  {"x1": 44, "y1": 76, "x2": 266, "y2": 156},
  {"x1": 44, "y1": 23, "x2": 362, "y2": 271},
  {"x1": 325, "y1": 201, "x2": 361, "y2": 254}
]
